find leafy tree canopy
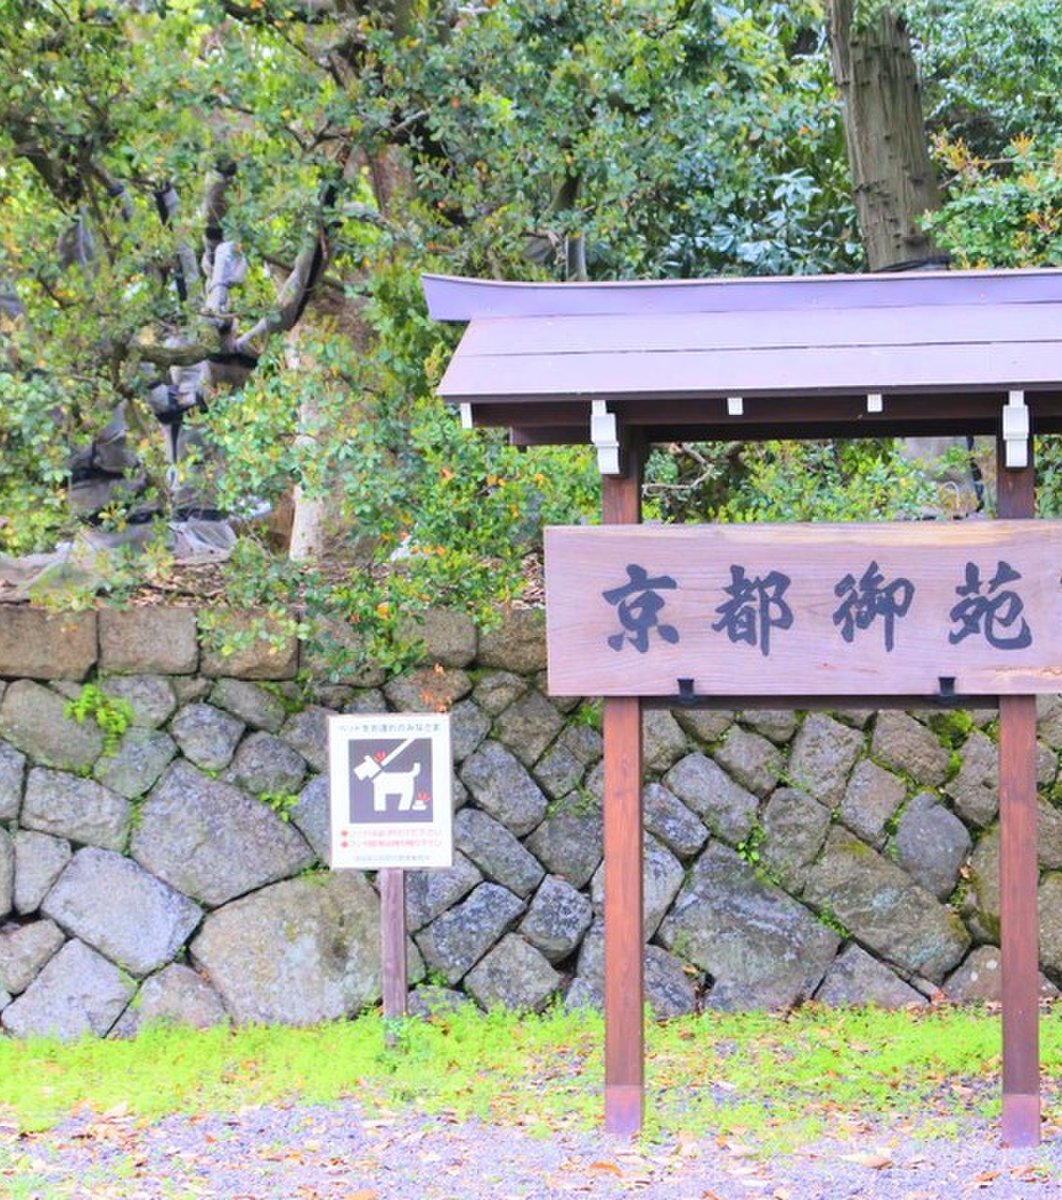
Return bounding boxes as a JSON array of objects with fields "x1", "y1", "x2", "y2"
[{"x1": 1, "y1": 0, "x2": 1060, "y2": 653}]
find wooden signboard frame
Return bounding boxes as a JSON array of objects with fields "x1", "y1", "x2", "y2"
[{"x1": 424, "y1": 267, "x2": 1062, "y2": 1148}]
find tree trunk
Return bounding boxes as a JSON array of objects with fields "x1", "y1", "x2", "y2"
[
  {"x1": 826, "y1": 1, "x2": 986, "y2": 513},
  {"x1": 827, "y1": 0, "x2": 942, "y2": 271}
]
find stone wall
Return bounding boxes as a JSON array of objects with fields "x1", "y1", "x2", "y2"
[{"x1": 0, "y1": 604, "x2": 1060, "y2": 1039}]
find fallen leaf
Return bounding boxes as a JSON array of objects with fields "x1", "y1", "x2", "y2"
[
  {"x1": 343, "y1": 1191, "x2": 379, "y2": 1200},
  {"x1": 840, "y1": 1151, "x2": 893, "y2": 1170},
  {"x1": 587, "y1": 1161, "x2": 623, "y2": 1176}
]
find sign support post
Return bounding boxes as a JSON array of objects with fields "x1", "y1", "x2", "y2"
[
  {"x1": 380, "y1": 868, "x2": 408, "y2": 1034},
  {"x1": 602, "y1": 436, "x2": 645, "y2": 1137},
  {"x1": 998, "y1": 442, "x2": 1041, "y2": 1147}
]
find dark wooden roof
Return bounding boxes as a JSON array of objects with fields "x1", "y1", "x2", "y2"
[{"x1": 423, "y1": 268, "x2": 1062, "y2": 444}]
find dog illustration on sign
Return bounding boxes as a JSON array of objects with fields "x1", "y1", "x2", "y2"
[{"x1": 353, "y1": 737, "x2": 427, "y2": 813}]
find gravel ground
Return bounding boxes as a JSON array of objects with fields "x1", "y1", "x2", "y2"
[{"x1": 4, "y1": 1100, "x2": 1062, "y2": 1200}]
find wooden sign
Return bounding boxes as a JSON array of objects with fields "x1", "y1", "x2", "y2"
[
  {"x1": 545, "y1": 521, "x2": 1062, "y2": 697},
  {"x1": 328, "y1": 713, "x2": 453, "y2": 869}
]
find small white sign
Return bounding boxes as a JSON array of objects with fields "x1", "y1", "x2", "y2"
[{"x1": 328, "y1": 712, "x2": 453, "y2": 870}]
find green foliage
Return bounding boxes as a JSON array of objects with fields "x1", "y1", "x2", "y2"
[
  {"x1": 646, "y1": 439, "x2": 940, "y2": 525},
  {"x1": 258, "y1": 791, "x2": 300, "y2": 822},
  {"x1": 1, "y1": 1006, "x2": 1059, "y2": 1154},
  {"x1": 736, "y1": 822, "x2": 766, "y2": 867},
  {"x1": 63, "y1": 683, "x2": 133, "y2": 755},
  {"x1": 927, "y1": 709, "x2": 974, "y2": 749}
]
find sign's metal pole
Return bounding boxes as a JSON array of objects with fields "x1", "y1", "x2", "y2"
[
  {"x1": 380, "y1": 867, "x2": 408, "y2": 1042},
  {"x1": 997, "y1": 444, "x2": 1040, "y2": 1147},
  {"x1": 602, "y1": 436, "x2": 645, "y2": 1136}
]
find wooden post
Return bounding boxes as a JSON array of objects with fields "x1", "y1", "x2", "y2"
[
  {"x1": 602, "y1": 438, "x2": 645, "y2": 1136},
  {"x1": 997, "y1": 444, "x2": 1040, "y2": 1147},
  {"x1": 380, "y1": 867, "x2": 407, "y2": 1039}
]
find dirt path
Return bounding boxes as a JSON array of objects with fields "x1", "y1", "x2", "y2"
[{"x1": 5, "y1": 1099, "x2": 1062, "y2": 1200}]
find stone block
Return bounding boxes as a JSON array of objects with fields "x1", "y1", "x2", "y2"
[
  {"x1": 170, "y1": 703, "x2": 245, "y2": 771},
  {"x1": 454, "y1": 808, "x2": 544, "y2": 899},
  {"x1": 22, "y1": 769, "x2": 129, "y2": 851},
  {"x1": 739, "y1": 709, "x2": 798, "y2": 745},
  {"x1": 449, "y1": 699, "x2": 491, "y2": 763},
  {"x1": 591, "y1": 834, "x2": 683, "y2": 940},
  {"x1": 962, "y1": 825, "x2": 1000, "y2": 943},
  {"x1": 658, "y1": 842, "x2": 839, "y2": 1011},
  {"x1": 533, "y1": 724, "x2": 602, "y2": 802},
  {"x1": 395, "y1": 608, "x2": 478, "y2": 668},
  {"x1": 465, "y1": 934, "x2": 560, "y2": 1011},
  {"x1": 476, "y1": 609, "x2": 546, "y2": 673},
  {"x1": 0, "y1": 681, "x2": 102, "y2": 771},
  {"x1": 571, "y1": 921, "x2": 699, "y2": 1017},
  {"x1": 945, "y1": 945, "x2": 1058, "y2": 1004},
  {"x1": 414, "y1": 882, "x2": 525, "y2": 985},
  {"x1": 227, "y1": 731, "x2": 307, "y2": 796},
  {"x1": 673, "y1": 708, "x2": 733, "y2": 745},
  {"x1": 493, "y1": 690, "x2": 565, "y2": 767},
  {"x1": 408, "y1": 984, "x2": 470, "y2": 1019},
  {"x1": 1039, "y1": 872, "x2": 1062, "y2": 978},
  {"x1": 713, "y1": 726, "x2": 782, "y2": 798},
  {"x1": 471, "y1": 670, "x2": 528, "y2": 716},
  {"x1": 523, "y1": 802, "x2": 602, "y2": 889},
  {"x1": 43, "y1": 847, "x2": 202, "y2": 977},
  {"x1": 279, "y1": 706, "x2": 334, "y2": 773},
  {"x1": 518, "y1": 875, "x2": 592, "y2": 963},
  {"x1": 0, "y1": 608, "x2": 96, "y2": 680},
  {"x1": 99, "y1": 675, "x2": 177, "y2": 728},
  {"x1": 190, "y1": 873, "x2": 406, "y2": 1024},
  {"x1": 840, "y1": 760, "x2": 906, "y2": 847},
  {"x1": 1, "y1": 939, "x2": 135, "y2": 1040},
  {"x1": 663, "y1": 752, "x2": 757, "y2": 845},
  {"x1": 814, "y1": 944, "x2": 927, "y2": 1008},
  {"x1": 14, "y1": 831, "x2": 71, "y2": 915},
  {"x1": 173, "y1": 676, "x2": 212, "y2": 704},
  {"x1": 209, "y1": 678, "x2": 288, "y2": 733},
  {"x1": 891, "y1": 792, "x2": 971, "y2": 900},
  {"x1": 459, "y1": 741, "x2": 547, "y2": 837},
  {"x1": 131, "y1": 762, "x2": 315, "y2": 907},
  {"x1": 803, "y1": 827, "x2": 970, "y2": 982},
  {"x1": 0, "y1": 739, "x2": 24, "y2": 820},
  {"x1": 290, "y1": 775, "x2": 330, "y2": 863},
  {"x1": 0, "y1": 828, "x2": 13, "y2": 918},
  {"x1": 642, "y1": 708, "x2": 689, "y2": 773},
  {"x1": 0, "y1": 918, "x2": 65, "y2": 994},
  {"x1": 1038, "y1": 694, "x2": 1062, "y2": 751},
  {"x1": 405, "y1": 851, "x2": 483, "y2": 932},
  {"x1": 871, "y1": 712, "x2": 951, "y2": 786},
  {"x1": 99, "y1": 607, "x2": 197, "y2": 674},
  {"x1": 760, "y1": 787, "x2": 831, "y2": 892},
  {"x1": 93, "y1": 729, "x2": 177, "y2": 800},
  {"x1": 199, "y1": 611, "x2": 298, "y2": 680},
  {"x1": 113, "y1": 963, "x2": 228, "y2": 1036},
  {"x1": 945, "y1": 729, "x2": 998, "y2": 827},
  {"x1": 642, "y1": 782, "x2": 708, "y2": 861},
  {"x1": 383, "y1": 668, "x2": 472, "y2": 713},
  {"x1": 787, "y1": 714, "x2": 865, "y2": 807}
]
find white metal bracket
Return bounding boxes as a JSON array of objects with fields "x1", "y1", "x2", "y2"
[
  {"x1": 727, "y1": 396, "x2": 744, "y2": 417},
  {"x1": 459, "y1": 402, "x2": 474, "y2": 431},
  {"x1": 590, "y1": 400, "x2": 622, "y2": 476},
  {"x1": 867, "y1": 392, "x2": 883, "y2": 414},
  {"x1": 1003, "y1": 390, "x2": 1029, "y2": 469}
]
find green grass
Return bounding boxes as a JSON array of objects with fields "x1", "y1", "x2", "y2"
[{"x1": 0, "y1": 1003, "x2": 1059, "y2": 1151}]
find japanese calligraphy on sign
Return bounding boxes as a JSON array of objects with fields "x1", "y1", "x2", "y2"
[
  {"x1": 544, "y1": 522, "x2": 1062, "y2": 697},
  {"x1": 328, "y1": 713, "x2": 453, "y2": 870}
]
